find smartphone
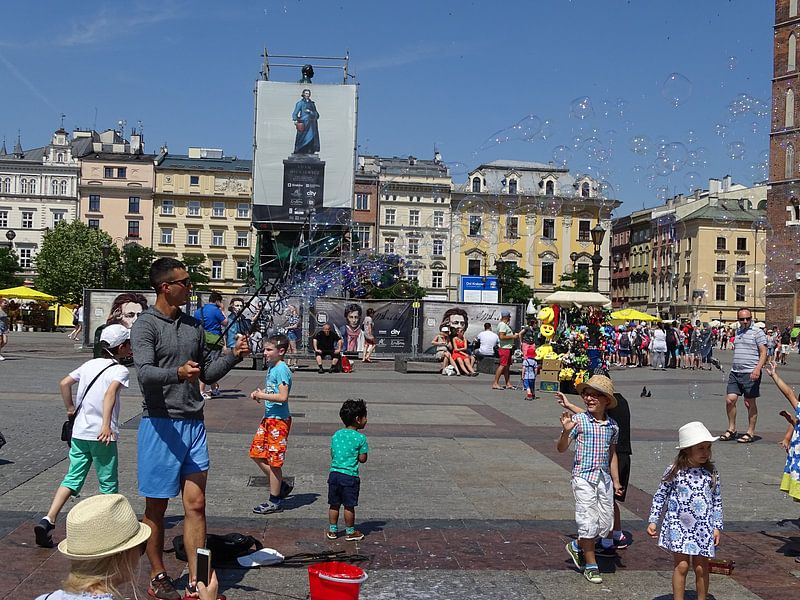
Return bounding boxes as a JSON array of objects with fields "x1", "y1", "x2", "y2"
[{"x1": 196, "y1": 548, "x2": 211, "y2": 587}]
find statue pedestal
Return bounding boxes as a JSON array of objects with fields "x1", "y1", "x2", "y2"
[{"x1": 282, "y1": 155, "x2": 325, "y2": 221}]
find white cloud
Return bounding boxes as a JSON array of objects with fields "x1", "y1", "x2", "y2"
[
  {"x1": 356, "y1": 42, "x2": 468, "y2": 73},
  {"x1": 56, "y1": 3, "x2": 183, "y2": 47}
]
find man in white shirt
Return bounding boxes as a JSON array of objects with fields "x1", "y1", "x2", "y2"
[{"x1": 474, "y1": 322, "x2": 499, "y2": 358}]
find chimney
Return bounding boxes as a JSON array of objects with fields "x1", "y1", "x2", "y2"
[
  {"x1": 188, "y1": 147, "x2": 201, "y2": 158},
  {"x1": 131, "y1": 131, "x2": 143, "y2": 154},
  {"x1": 722, "y1": 175, "x2": 732, "y2": 191},
  {"x1": 708, "y1": 178, "x2": 721, "y2": 194}
]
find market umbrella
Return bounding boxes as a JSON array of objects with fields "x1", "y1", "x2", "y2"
[
  {"x1": 542, "y1": 291, "x2": 612, "y2": 307},
  {"x1": 0, "y1": 285, "x2": 56, "y2": 301},
  {"x1": 610, "y1": 308, "x2": 660, "y2": 322}
]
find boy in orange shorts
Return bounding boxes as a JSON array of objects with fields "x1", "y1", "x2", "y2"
[{"x1": 249, "y1": 334, "x2": 293, "y2": 514}]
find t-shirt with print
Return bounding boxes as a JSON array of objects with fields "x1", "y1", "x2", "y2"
[
  {"x1": 497, "y1": 321, "x2": 515, "y2": 349},
  {"x1": 263, "y1": 360, "x2": 292, "y2": 420},
  {"x1": 330, "y1": 428, "x2": 369, "y2": 477},
  {"x1": 36, "y1": 591, "x2": 114, "y2": 600},
  {"x1": 69, "y1": 358, "x2": 129, "y2": 442}
]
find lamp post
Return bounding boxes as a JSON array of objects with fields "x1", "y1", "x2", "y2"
[
  {"x1": 569, "y1": 251, "x2": 579, "y2": 273},
  {"x1": 101, "y1": 241, "x2": 111, "y2": 288},
  {"x1": 590, "y1": 223, "x2": 606, "y2": 293}
]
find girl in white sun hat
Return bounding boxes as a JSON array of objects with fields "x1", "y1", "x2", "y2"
[
  {"x1": 647, "y1": 422, "x2": 723, "y2": 600},
  {"x1": 35, "y1": 493, "x2": 218, "y2": 600}
]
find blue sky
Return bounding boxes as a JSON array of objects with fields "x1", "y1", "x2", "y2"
[{"x1": 0, "y1": 0, "x2": 772, "y2": 212}]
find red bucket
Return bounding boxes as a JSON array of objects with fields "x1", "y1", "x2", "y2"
[{"x1": 308, "y1": 561, "x2": 368, "y2": 600}]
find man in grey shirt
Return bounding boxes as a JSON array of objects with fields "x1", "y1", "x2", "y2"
[
  {"x1": 720, "y1": 308, "x2": 767, "y2": 444},
  {"x1": 132, "y1": 257, "x2": 249, "y2": 599}
]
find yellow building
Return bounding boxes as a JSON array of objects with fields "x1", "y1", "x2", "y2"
[
  {"x1": 153, "y1": 148, "x2": 253, "y2": 293},
  {"x1": 449, "y1": 160, "x2": 620, "y2": 301},
  {"x1": 627, "y1": 208, "x2": 653, "y2": 312}
]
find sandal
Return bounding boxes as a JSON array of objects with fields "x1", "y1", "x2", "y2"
[
  {"x1": 718, "y1": 430, "x2": 737, "y2": 441},
  {"x1": 737, "y1": 433, "x2": 755, "y2": 444}
]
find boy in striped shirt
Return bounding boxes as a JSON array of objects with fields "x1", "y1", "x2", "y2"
[{"x1": 557, "y1": 374, "x2": 622, "y2": 584}]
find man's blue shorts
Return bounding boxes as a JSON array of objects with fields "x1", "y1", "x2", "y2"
[{"x1": 137, "y1": 417, "x2": 209, "y2": 498}]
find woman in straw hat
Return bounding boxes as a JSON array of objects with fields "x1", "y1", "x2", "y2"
[{"x1": 35, "y1": 494, "x2": 218, "y2": 600}]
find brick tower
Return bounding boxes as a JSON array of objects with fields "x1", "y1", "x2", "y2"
[{"x1": 767, "y1": 0, "x2": 800, "y2": 326}]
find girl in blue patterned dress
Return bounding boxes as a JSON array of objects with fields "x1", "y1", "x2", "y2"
[
  {"x1": 765, "y1": 362, "x2": 800, "y2": 502},
  {"x1": 647, "y1": 422, "x2": 723, "y2": 600}
]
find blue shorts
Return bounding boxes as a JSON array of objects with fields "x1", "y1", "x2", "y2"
[
  {"x1": 137, "y1": 417, "x2": 209, "y2": 498},
  {"x1": 327, "y1": 471, "x2": 360, "y2": 508},
  {"x1": 286, "y1": 329, "x2": 299, "y2": 342}
]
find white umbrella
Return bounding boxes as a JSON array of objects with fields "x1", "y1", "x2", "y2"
[{"x1": 542, "y1": 290, "x2": 612, "y2": 307}]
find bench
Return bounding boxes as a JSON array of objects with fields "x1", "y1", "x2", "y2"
[{"x1": 394, "y1": 355, "x2": 443, "y2": 374}]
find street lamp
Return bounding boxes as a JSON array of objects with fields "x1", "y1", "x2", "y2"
[
  {"x1": 590, "y1": 223, "x2": 606, "y2": 293},
  {"x1": 569, "y1": 251, "x2": 579, "y2": 272},
  {"x1": 101, "y1": 241, "x2": 111, "y2": 288}
]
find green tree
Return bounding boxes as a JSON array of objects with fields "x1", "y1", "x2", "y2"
[
  {"x1": 364, "y1": 279, "x2": 427, "y2": 299},
  {"x1": 116, "y1": 243, "x2": 157, "y2": 289},
  {"x1": 0, "y1": 247, "x2": 22, "y2": 288},
  {"x1": 491, "y1": 262, "x2": 535, "y2": 304},
  {"x1": 556, "y1": 269, "x2": 591, "y2": 292},
  {"x1": 182, "y1": 253, "x2": 210, "y2": 290},
  {"x1": 35, "y1": 221, "x2": 122, "y2": 303}
]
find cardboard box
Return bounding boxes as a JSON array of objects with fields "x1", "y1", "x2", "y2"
[
  {"x1": 539, "y1": 380, "x2": 560, "y2": 393},
  {"x1": 541, "y1": 359, "x2": 562, "y2": 371},
  {"x1": 539, "y1": 370, "x2": 561, "y2": 383}
]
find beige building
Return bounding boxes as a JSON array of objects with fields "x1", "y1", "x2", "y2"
[
  {"x1": 153, "y1": 148, "x2": 253, "y2": 293},
  {"x1": 76, "y1": 129, "x2": 155, "y2": 246}
]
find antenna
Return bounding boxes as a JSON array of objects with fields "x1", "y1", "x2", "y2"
[
  {"x1": 60, "y1": 113, "x2": 66, "y2": 128},
  {"x1": 93, "y1": 107, "x2": 98, "y2": 131}
]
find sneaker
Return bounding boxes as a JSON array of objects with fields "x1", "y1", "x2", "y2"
[
  {"x1": 583, "y1": 567, "x2": 603, "y2": 584},
  {"x1": 0, "y1": 355, "x2": 5, "y2": 361},
  {"x1": 325, "y1": 529, "x2": 338, "y2": 540},
  {"x1": 201, "y1": 392, "x2": 212, "y2": 401},
  {"x1": 34, "y1": 517, "x2": 55, "y2": 548},
  {"x1": 565, "y1": 541, "x2": 584, "y2": 569},
  {"x1": 318, "y1": 366, "x2": 325, "y2": 374},
  {"x1": 148, "y1": 572, "x2": 181, "y2": 600},
  {"x1": 252, "y1": 500, "x2": 282, "y2": 514},
  {"x1": 279, "y1": 479, "x2": 294, "y2": 499},
  {"x1": 345, "y1": 530, "x2": 365, "y2": 541}
]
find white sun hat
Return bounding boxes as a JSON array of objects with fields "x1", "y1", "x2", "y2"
[{"x1": 676, "y1": 421, "x2": 718, "y2": 450}]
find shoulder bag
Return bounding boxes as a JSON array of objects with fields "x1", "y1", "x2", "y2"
[{"x1": 61, "y1": 361, "x2": 117, "y2": 447}]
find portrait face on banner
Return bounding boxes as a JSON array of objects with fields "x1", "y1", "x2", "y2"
[
  {"x1": 422, "y1": 302, "x2": 520, "y2": 351},
  {"x1": 311, "y1": 299, "x2": 412, "y2": 353}
]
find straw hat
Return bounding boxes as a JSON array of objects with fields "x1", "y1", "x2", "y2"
[
  {"x1": 58, "y1": 494, "x2": 151, "y2": 560},
  {"x1": 575, "y1": 374, "x2": 617, "y2": 409},
  {"x1": 676, "y1": 421, "x2": 718, "y2": 450}
]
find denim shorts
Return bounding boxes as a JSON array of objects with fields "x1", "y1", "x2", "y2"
[
  {"x1": 137, "y1": 417, "x2": 209, "y2": 498},
  {"x1": 327, "y1": 471, "x2": 361, "y2": 508},
  {"x1": 286, "y1": 329, "x2": 298, "y2": 342}
]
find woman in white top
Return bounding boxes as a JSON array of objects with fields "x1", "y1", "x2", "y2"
[{"x1": 651, "y1": 323, "x2": 668, "y2": 370}]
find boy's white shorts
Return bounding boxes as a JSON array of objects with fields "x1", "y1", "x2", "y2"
[{"x1": 572, "y1": 473, "x2": 614, "y2": 539}]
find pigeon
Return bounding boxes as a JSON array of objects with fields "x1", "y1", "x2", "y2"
[
  {"x1": 710, "y1": 358, "x2": 723, "y2": 372},
  {"x1": 641, "y1": 386, "x2": 649, "y2": 398}
]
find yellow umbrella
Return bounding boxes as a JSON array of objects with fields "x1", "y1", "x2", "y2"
[
  {"x1": 0, "y1": 285, "x2": 56, "y2": 301},
  {"x1": 610, "y1": 308, "x2": 659, "y2": 322}
]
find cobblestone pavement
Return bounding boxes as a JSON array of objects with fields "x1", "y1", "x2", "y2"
[{"x1": 2, "y1": 332, "x2": 800, "y2": 598}]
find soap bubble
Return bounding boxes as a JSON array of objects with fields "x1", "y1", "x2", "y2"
[
  {"x1": 727, "y1": 140, "x2": 746, "y2": 160},
  {"x1": 445, "y1": 161, "x2": 468, "y2": 178},
  {"x1": 597, "y1": 179, "x2": 615, "y2": 198},
  {"x1": 630, "y1": 134, "x2": 651, "y2": 155},
  {"x1": 569, "y1": 96, "x2": 594, "y2": 120},
  {"x1": 653, "y1": 156, "x2": 672, "y2": 177},
  {"x1": 552, "y1": 145, "x2": 572, "y2": 167},
  {"x1": 683, "y1": 171, "x2": 702, "y2": 192},
  {"x1": 615, "y1": 98, "x2": 629, "y2": 119},
  {"x1": 654, "y1": 185, "x2": 670, "y2": 202},
  {"x1": 583, "y1": 137, "x2": 612, "y2": 163},
  {"x1": 727, "y1": 56, "x2": 737, "y2": 70},
  {"x1": 512, "y1": 114, "x2": 542, "y2": 141},
  {"x1": 631, "y1": 164, "x2": 645, "y2": 183},
  {"x1": 540, "y1": 119, "x2": 553, "y2": 140},
  {"x1": 714, "y1": 123, "x2": 728, "y2": 138},
  {"x1": 661, "y1": 72, "x2": 693, "y2": 107},
  {"x1": 538, "y1": 195, "x2": 563, "y2": 217},
  {"x1": 456, "y1": 194, "x2": 486, "y2": 216},
  {"x1": 686, "y1": 130, "x2": 697, "y2": 144}
]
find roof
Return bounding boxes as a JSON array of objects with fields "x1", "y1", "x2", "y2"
[
  {"x1": 377, "y1": 156, "x2": 449, "y2": 178},
  {"x1": 680, "y1": 202, "x2": 763, "y2": 223},
  {"x1": 454, "y1": 159, "x2": 580, "y2": 196},
  {"x1": 81, "y1": 152, "x2": 155, "y2": 163},
  {"x1": 157, "y1": 154, "x2": 252, "y2": 173}
]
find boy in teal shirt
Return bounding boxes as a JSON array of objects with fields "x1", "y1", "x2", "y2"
[
  {"x1": 327, "y1": 398, "x2": 368, "y2": 541},
  {"x1": 250, "y1": 334, "x2": 294, "y2": 514}
]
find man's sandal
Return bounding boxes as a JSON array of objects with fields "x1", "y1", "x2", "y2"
[
  {"x1": 737, "y1": 433, "x2": 755, "y2": 443},
  {"x1": 719, "y1": 430, "x2": 737, "y2": 441}
]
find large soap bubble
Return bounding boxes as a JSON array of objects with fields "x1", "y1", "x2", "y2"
[
  {"x1": 661, "y1": 73, "x2": 693, "y2": 107},
  {"x1": 569, "y1": 96, "x2": 594, "y2": 120}
]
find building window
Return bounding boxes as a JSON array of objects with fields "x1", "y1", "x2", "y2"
[
  {"x1": 18, "y1": 248, "x2": 32, "y2": 269},
  {"x1": 431, "y1": 270, "x2": 443, "y2": 288},
  {"x1": 581, "y1": 182, "x2": 590, "y2": 198},
  {"x1": 469, "y1": 215, "x2": 482, "y2": 236},
  {"x1": 715, "y1": 236, "x2": 726, "y2": 250},
  {"x1": 161, "y1": 200, "x2": 174, "y2": 215},
  {"x1": 541, "y1": 262, "x2": 554, "y2": 285},
  {"x1": 88, "y1": 195, "x2": 100, "y2": 212},
  {"x1": 21, "y1": 211, "x2": 33, "y2": 229},
  {"x1": 355, "y1": 193, "x2": 369, "y2": 210},
  {"x1": 52, "y1": 212, "x2": 64, "y2": 226},
  {"x1": 790, "y1": 33, "x2": 797, "y2": 72},
  {"x1": 508, "y1": 179, "x2": 517, "y2": 194},
  {"x1": 190, "y1": 175, "x2": 200, "y2": 186},
  {"x1": 29, "y1": 178, "x2": 37, "y2": 194},
  {"x1": 1, "y1": 178, "x2": 9, "y2": 193},
  {"x1": 736, "y1": 237, "x2": 747, "y2": 251},
  {"x1": 407, "y1": 238, "x2": 419, "y2": 255},
  {"x1": 211, "y1": 259, "x2": 222, "y2": 280},
  {"x1": 351, "y1": 225, "x2": 370, "y2": 250},
  {"x1": 545, "y1": 180, "x2": 555, "y2": 195},
  {"x1": 735, "y1": 284, "x2": 746, "y2": 302},
  {"x1": 468, "y1": 259, "x2": 481, "y2": 276},
  {"x1": 578, "y1": 220, "x2": 591, "y2": 242},
  {"x1": 161, "y1": 228, "x2": 173, "y2": 244},
  {"x1": 409, "y1": 209, "x2": 420, "y2": 227},
  {"x1": 471, "y1": 177, "x2": 481, "y2": 192},
  {"x1": 787, "y1": 88, "x2": 795, "y2": 128},
  {"x1": 187, "y1": 229, "x2": 199, "y2": 246},
  {"x1": 51, "y1": 180, "x2": 59, "y2": 195},
  {"x1": 236, "y1": 260, "x2": 248, "y2": 280},
  {"x1": 236, "y1": 231, "x2": 249, "y2": 248},
  {"x1": 543, "y1": 218, "x2": 556, "y2": 239},
  {"x1": 433, "y1": 210, "x2": 444, "y2": 228},
  {"x1": 116, "y1": 167, "x2": 126, "y2": 179},
  {"x1": 104, "y1": 167, "x2": 114, "y2": 179},
  {"x1": 127, "y1": 220, "x2": 140, "y2": 238},
  {"x1": 128, "y1": 196, "x2": 140, "y2": 214},
  {"x1": 787, "y1": 143, "x2": 795, "y2": 179},
  {"x1": 715, "y1": 284, "x2": 726, "y2": 301},
  {"x1": 188, "y1": 200, "x2": 201, "y2": 216},
  {"x1": 686, "y1": 259, "x2": 691, "y2": 273},
  {"x1": 384, "y1": 237, "x2": 395, "y2": 254},
  {"x1": 715, "y1": 259, "x2": 726, "y2": 273},
  {"x1": 88, "y1": 219, "x2": 100, "y2": 230},
  {"x1": 56, "y1": 152, "x2": 64, "y2": 162},
  {"x1": 736, "y1": 260, "x2": 746, "y2": 275},
  {"x1": 0, "y1": 211, "x2": 6, "y2": 227},
  {"x1": 432, "y1": 238, "x2": 444, "y2": 256},
  {"x1": 20, "y1": 179, "x2": 29, "y2": 194},
  {"x1": 406, "y1": 267, "x2": 419, "y2": 284},
  {"x1": 237, "y1": 203, "x2": 250, "y2": 218},
  {"x1": 212, "y1": 230, "x2": 224, "y2": 246},
  {"x1": 212, "y1": 202, "x2": 225, "y2": 217},
  {"x1": 384, "y1": 208, "x2": 396, "y2": 225},
  {"x1": 792, "y1": 0, "x2": 798, "y2": 17},
  {"x1": 505, "y1": 215, "x2": 519, "y2": 238}
]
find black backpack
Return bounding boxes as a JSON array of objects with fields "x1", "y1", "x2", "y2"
[{"x1": 172, "y1": 533, "x2": 262, "y2": 568}]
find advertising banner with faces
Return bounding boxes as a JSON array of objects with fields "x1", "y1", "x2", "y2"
[
  {"x1": 420, "y1": 301, "x2": 522, "y2": 354},
  {"x1": 310, "y1": 298, "x2": 413, "y2": 354},
  {"x1": 84, "y1": 290, "x2": 155, "y2": 346}
]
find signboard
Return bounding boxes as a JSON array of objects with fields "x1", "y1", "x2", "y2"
[
  {"x1": 460, "y1": 276, "x2": 499, "y2": 303},
  {"x1": 310, "y1": 298, "x2": 413, "y2": 354},
  {"x1": 420, "y1": 301, "x2": 521, "y2": 353},
  {"x1": 84, "y1": 289, "x2": 156, "y2": 346},
  {"x1": 253, "y1": 80, "x2": 357, "y2": 222}
]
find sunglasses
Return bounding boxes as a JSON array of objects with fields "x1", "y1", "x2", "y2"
[
  {"x1": 165, "y1": 277, "x2": 192, "y2": 288},
  {"x1": 738, "y1": 317, "x2": 752, "y2": 322}
]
